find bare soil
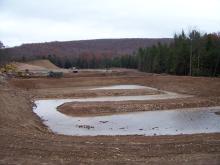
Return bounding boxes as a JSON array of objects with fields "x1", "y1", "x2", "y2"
[
  {"x1": 1, "y1": 69, "x2": 220, "y2": 164},
  {"x1": 58, "y1": 97, "x2": 220, "y2": 116},
  {"x1": 27, "y1": 59, "x2": 59, "y2": 69},
  {"x1": 13, "y1": 62, "x2": 48, "y2": 71}
]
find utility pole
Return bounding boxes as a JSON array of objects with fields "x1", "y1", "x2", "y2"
[{"x1": 189, "y1": 38, "x2": 192, "y2": 76}]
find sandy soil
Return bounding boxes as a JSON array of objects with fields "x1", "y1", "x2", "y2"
[
  {"x1": 13, "y1": 60, "x2": 70, "y2": 73},
  {"x1": 13, "y1": 62, "x2": 48, "y2": 71},
  {"x1": 1, "y1": 70, "x2": 220, "y2": 164},
  {"x1": 27, "y1": 59, "x2": 59, "y2": 69},
  {"x1": 58, "y1": 97, "x2": 220, "y2": 116}
]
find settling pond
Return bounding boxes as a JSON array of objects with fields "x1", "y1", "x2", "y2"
[{"x1": 33, "y1": 85, "x2": 220, "y2": 136}]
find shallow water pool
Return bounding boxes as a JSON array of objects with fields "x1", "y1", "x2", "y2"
[
  {"x1": 33, "y1": 85, "x2": 220, "y2": 136},
  {"x1": 33, "y1": 99, "x2": 220, "y2": 136}
]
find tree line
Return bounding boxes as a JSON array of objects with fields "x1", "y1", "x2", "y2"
[
  {"x1": 0, "y1": 41, "x2": 9, "y2": 66},
  {"x1": 45, "y1": 53, "x2": 137, "y2": 69},
  {"x1": 137, "y1": 30, "x2": 220, "y2": 76}
]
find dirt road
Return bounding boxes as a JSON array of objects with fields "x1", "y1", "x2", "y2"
[{"x1": 1, "y1": 70, "x2": 220, "y2": 164}]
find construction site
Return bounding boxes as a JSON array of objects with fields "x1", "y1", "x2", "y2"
[{"x1": 0, "y1": 60, "x2": 220, "y2": 164}]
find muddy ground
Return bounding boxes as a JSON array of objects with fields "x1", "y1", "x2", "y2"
[{"x1": 1, "y1": 70, "x2": 220, "y2": 164}]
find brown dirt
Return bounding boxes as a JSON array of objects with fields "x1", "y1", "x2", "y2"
[
  {"x1": 1, "y1": 70, "x2": 220, "y2": 164},
  {"x1": 58, "y1": 97, "x2": 220, "y2": 116},
  {"x1": 13, "y1": 60, "x2": 69, "y2": 75},
  {"x1": 9, "y1": 72, "x2": 220, "y2": 97},
  {"x1": 13, "y1": 62, "x2": 48, "y2": 71},
  {"x1": 27, "y1": 59, "x2": 59, "y2": 69}
]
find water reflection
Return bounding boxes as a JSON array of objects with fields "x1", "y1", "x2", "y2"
[{"x1": 34, "y1": 99, "x2": 220, "y2": 136}]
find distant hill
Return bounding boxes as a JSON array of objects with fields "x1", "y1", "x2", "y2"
[{"x1": 3, "y1": 38, "x2": 172, "y2": 60}]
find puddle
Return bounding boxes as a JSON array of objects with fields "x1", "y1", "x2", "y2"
[
  {"x1": 32, "y1": 84, "x2": 220, "y2": 136},
  {"x1": 89, "y1": 85, "x2": 186, "y2": 96},
  {"x1": 90, "y1": 85, "x2": 152, "y2": 90},
  {"x1": 33, "y1": 100, "x2": 220, "y2": 136}
]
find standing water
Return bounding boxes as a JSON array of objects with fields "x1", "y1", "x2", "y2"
[
  {"x1": 34, "y1": 100, "x2": 220, "y2": 136},
  {"x1": 33, "y1": 85, "x2": 220, "y2": 136}
]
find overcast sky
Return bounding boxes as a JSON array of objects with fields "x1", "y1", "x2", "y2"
[{"x1": 0, "y1": 0, "x2": 219, "y2": 47}]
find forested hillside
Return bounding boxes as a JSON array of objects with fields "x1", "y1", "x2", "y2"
[
  {"x1": 1, "y1": 38, "x2": 171, "y2": 59},
  {"x1": 48, "y1": 30, "x2": 220, "y2": 77}
]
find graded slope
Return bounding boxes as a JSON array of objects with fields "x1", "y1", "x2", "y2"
[
  {"x1": 28, "y1": 59, "x2": 59, "y2": 69},
  {"x1": 13, "y1": 62, "x2": 48, "y2": 71}
]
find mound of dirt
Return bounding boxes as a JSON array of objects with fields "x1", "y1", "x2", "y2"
[
  {"x1": 13, "y1": 62, "x2": 48, "y2": 71},
  {"x1": 28, "y1": 60, "x2": 59, "y2": 69},
  {"x1": 58, "y1": 97, "x2": 220, "y2": 117}
]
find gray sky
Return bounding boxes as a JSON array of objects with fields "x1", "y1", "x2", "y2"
[{"x1": 0, "y1": 0, "x2": 219, "y2": 47}]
